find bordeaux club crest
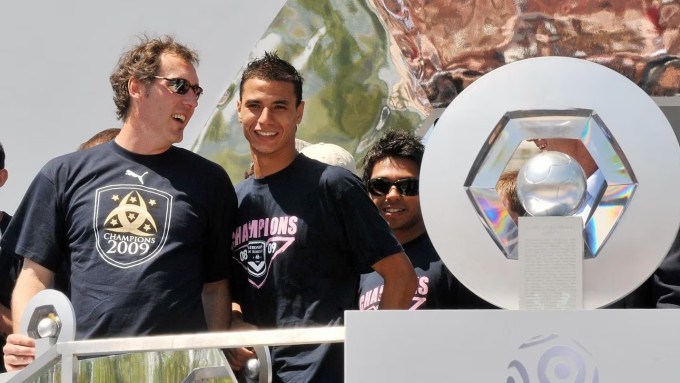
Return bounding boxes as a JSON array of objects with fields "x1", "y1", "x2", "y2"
[
  {"x1": 234, "y1": 237, "x2": 295, "y2": 289},
  {"x1": 93, "y1": 185, "x2": 172, "y2": 268}
]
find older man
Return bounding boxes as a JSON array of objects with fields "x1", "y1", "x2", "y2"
[{"x1": 3, "y1": 36, "x2": 236, "y2": 371}]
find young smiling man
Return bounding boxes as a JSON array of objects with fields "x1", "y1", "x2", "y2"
[
  {"x1": 2, "y1": 36, "x2": 236, "y2": 371},
  {"x1": 228, "y1": 52, "x2": 417, "y2": 383},
  {"x1": 358, "y1": 130, "x2": 494, "y2": 311}
]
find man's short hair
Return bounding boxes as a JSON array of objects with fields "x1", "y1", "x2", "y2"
[
  {"x1": 78, "y1": 128, "x2": 121, "y2": 150},
  {"x1": 361, "y1": 130, "x2": 425, "y2": 185},
  {"x1": 240, "y1": 51, "x2": 304, "y2": 106},
  {"x1": 110, "y1": 35, "x2": 199, "y2": 121},
  {"x1": 0, "y1": 141, "x2": 5, "y2": 169}
]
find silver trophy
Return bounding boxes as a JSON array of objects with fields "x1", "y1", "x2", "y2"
[{"x1": 420, "y1": 56, "x2": 680, "y2": 309}]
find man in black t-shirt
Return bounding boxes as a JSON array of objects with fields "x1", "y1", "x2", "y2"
[
  {"x1": 358, "y1": 130, "x2": 495, "y2": 310},
  {"x1": 2, "y1": 36, "x2": 236, "y2": 372},
  {"x1": 227, "y1": 52, "x2": 417, "y2": 383},
  {"x1": 0, "y1": 130, "x2": 120, "y2": 373}
]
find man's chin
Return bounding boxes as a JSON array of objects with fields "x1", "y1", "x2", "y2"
[{"x1": 171, "y1": 131, "x2": 184, "y2": 144}]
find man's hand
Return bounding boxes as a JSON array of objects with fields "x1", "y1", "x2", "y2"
[
  {"x1": 3, "y1": 333, "x2": 35, "y2": 371},
  {"x1": 226, "y1": 347, "x2": 257, "y2": 372}
]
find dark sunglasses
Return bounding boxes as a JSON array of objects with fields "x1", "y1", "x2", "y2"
[
  {"x1": 153, "y1": 76, "x2": 203, "y2": 100},
  {"x1": 367, "y1": 178, "x2": 419, "y2": 196}
]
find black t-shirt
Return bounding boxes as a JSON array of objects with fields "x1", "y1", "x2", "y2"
[
  {"x1": 359, "y1": 233, "x2": 495, "y2": 310},
  {"x1": 0, "y1": 212, "x2": 16, "y2": 307},
  {"x1": 1, "y1": 141, "x2": 237, "y2": 339},
  {"x1": 231, "y1": 154, "x2": 403, "y2": 383}
]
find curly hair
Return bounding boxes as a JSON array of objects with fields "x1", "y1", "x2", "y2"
[
  {"x1": 361, "y1": 130, "x2": 425, "y2": 185},
  {"x1": 240, "y1": 51, "x2": 303, "y2": 106},
  {"x1": 110, "y1": 35, "x2": 199, "y2": 120}
]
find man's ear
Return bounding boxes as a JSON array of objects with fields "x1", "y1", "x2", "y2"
[
  {"x1": 296, "y1": 101, "x2": 305, "y2": 124},
  {"x1": 128, "y1": 77, "x2": 144, "y2": 99},
  {"x1": 0, "y1": 169, "x2": 8, "y2": 188},
  {"x1": 237, "y1": 100, "x2": 243, "y2": 123}
]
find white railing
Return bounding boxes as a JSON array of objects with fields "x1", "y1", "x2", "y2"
[{"x1": 1, "y1": 326, "x2": 346, "y2": 383}]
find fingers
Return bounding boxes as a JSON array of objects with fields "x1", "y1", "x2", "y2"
[
  {"x1": 225, "y1": 347, "x2": 257, "y2": 371},
  {"x1": 4, "y1": 333, "x2": 36, "y2": 353},
  {"x1": 4, "y1": 353, "x2": 35, "y2": 371},
  {"x1": 3, "y1": 334, "x2": 36, "y2": 371}
]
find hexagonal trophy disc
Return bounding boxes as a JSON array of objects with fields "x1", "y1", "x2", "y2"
[{"x1": 421, "y1": 56, "x2": 680, "y2": 309}]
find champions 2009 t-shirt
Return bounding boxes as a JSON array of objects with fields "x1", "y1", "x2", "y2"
[
  {"x1": 0, "y1": 141, "x2": 236, "y2": 339},
  {"x1": 231, "y1": 154, "x2": 402, "y2": 383}
]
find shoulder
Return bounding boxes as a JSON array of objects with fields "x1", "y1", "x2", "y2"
[
  {"x1": 310, "y1": 157, "x2": 364, "y2": 196},
  {"x1": 40, "y1": 143, "x2": 110, "y2": 178},
  {"x1": 291, "y1": 155, "x2": 366, "y2": 201},
  {"x1": 170, "y1": 147, "x2": 235, "y2": 191},
  {"x1": 235, "y1": 176, "x2": 255, "y2": 196}
]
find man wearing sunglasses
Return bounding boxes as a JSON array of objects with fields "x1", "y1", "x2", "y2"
[
  {"x1": 227, "y1": 52, "x2": 417, "y2": 383},
  {"x1": 2, "y1": 36, "x2": 236, "y2": 371},
  {"x1": 358, "y1": 130, "x2": 495, "y2": 311}
]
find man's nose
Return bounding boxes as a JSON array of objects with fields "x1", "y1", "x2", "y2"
[
  {"x1": 385, "y1": 185, "x2": 402, "y2": 200},
  {"x1": 183, "y1": 91, "x2": 199, "y2": 108},
  {"x1": 258, "y1": 107, "x2": 274, "y2": 123}
]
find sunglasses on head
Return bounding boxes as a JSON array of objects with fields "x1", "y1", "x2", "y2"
[
  {"x1": 153, "y1": 76, "x2": 203, "y2": 100},
  {"x1": 367, "y1": 178, "x2": 419, "y2": 196}
]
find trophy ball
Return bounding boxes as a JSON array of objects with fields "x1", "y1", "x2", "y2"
[
  {"x1": 516, "y1": 151, "x2": 587, "y2": 217},
  {"x1": 37, "y1": 316, "x2": 59, "y2": 338},
  {"x1": 245, "y1": 357, "x2": 261, "y2": 379}
]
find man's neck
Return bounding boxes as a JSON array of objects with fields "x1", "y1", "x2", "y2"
[
  {"x1": 395, "y1": 226, "x2": 426, "y2": 246},
  {"x1": 252, "y1": 149, "x2": 298, "y2": 178},
  {"x1": 115, "y1": 123, "x2": 172, "y2": 155}
]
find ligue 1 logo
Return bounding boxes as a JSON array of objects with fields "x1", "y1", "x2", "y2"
[{"x1": 506, "y1": 334, "x2": 599, "y2": 383}]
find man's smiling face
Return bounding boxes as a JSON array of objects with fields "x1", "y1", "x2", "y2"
[
  {"x1": 369, "y1": 156, "x2": 425, "y2": 243},
  {"x1": 237, "y1": 78, "x2": 304, "y2": 160}
]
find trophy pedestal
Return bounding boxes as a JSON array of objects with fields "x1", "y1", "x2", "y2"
[
  {"x1": 345, "y1": 310, "x2": 680, "y2": 382},
  {"x1": 518, "y1": 216, "x2": 583, "y2": 310}
]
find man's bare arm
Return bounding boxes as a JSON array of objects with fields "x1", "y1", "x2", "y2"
[
  {"x1": 372, "y1": 252, "x2": 417, "y2": 309},
  {"x1": 11, "y1": 259, "x2": 54, "y2": 332},
  {"x1": 202, "y1": 279, "x2": 231, "y2": 331},
  {"x1": 4, "y1": 259, "x2": 54, "y2": 371}
]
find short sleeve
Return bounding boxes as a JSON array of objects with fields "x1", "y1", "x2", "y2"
[
  {"x1": 1, "y1": 170, "x2": 66, "y2": 273},
  {"x1": 329, "y1": 174, "x2": 403, "y2": 273}
]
